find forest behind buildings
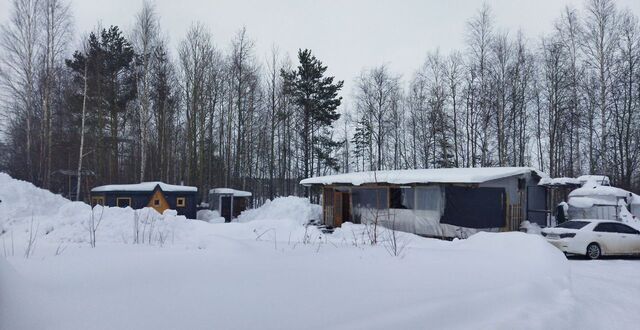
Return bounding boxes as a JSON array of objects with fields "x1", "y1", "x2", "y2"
[{"x1": 1, "y1": 0, "x2": 640, "y2": 202}]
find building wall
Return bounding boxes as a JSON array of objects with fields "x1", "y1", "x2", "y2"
[
  {"x1": 321, "y1": 172, "x2": 548, "y2": 238},
  {"x1": 90, "y1": 190, "x2": 197, "y2": 219}
]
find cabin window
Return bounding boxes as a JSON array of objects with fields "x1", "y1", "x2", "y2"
[
  {"x1": 176, "y1": 197, "x2": 186, "y2": 207},
  {"x1": 389, "y1": 187, "x2": 414, "y2": 209},
  {"x1": 153, "y1": 198, "x2": 160, "y2": 206},
  {"x1": 351, "y1": 188, "x2": 387, "y2": 209},
  {"x1": 415, "y1": 186, "x2": 442, "y2": 211},
  {"x1": 116, "y1": 197, "x2": 131, "y2": 208},
  {"x1": 91, "y1": 196, "x2": 104, "y2": 206}
]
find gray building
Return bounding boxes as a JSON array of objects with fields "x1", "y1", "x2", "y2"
[
  {"x1": 300, "y1": 167, "x2": 549, "y2": 238},
  {"x1": 208, "y1": 188, "x2": 252, "y2": 222}
]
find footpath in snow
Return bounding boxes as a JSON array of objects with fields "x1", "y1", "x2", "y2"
[{"x1": 0, "y1": 172, "x2": 601, "y2": 329}]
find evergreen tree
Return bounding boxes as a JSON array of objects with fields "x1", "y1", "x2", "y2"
[
  {"x1": 281, "y1": 49, "x2": 343, "y2": 195},
  {"x1": 66, "y1": 26, "x2": 137, "y2": 183}
]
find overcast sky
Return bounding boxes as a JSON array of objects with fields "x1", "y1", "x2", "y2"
[{"x1": 1, "y1": 0, "x2": 640, "y2": 96}]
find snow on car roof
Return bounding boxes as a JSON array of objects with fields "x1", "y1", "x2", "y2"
[
  {"x1": 209, "y1": 188, "x2": 252, "y2": 197},
  {"x1": 91, "y1": 182, "x2": 197, "y2": 193},
  {"x1": 300, "y1": 167, "x2": 546, "y2": 186}
]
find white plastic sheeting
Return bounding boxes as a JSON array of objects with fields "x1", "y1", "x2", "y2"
[{"x1": 350, "y1": 185, "x2": 501, "y2": 238}]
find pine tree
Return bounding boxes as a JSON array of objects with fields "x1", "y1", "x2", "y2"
[
  {"x1": 66, "y1": 26, "x2": 137, "y2": 184},
  {"x1": 281, "y1": 49, "x2": 343, "y2": 195}
]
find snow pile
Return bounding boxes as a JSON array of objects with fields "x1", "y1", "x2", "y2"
[
  {"x1": 196, "y1": 209, "x2": 225, "y2": 223},
  {"x1": 237, "y1": 196, "x2": 321, "y2": 225},
  {"x1": 520, "y1": 220, "x2": 542, "y2": 234},
  {"x1": 0, "y1": 173, "x2": 69, "y2": 221},
  {"x1": 0, "y1": 173, "x2": 325, "y2": 250},
  {"x1": 0, "y1": 172, "x2": 201, "y2": 248}
]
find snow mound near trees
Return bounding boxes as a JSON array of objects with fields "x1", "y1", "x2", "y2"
[
  {"x1": 0, "y1": 173, "x2": 69, "y2": 220},
  {"x1": 0, "y1": 172, "x2": 200, "y2": 247},
  {"x1": 0, "y1": 173, "x2": 323, "y2": 249},
  {"x1": 237, "y1": 196, "x2": 322, "y2": 225}
]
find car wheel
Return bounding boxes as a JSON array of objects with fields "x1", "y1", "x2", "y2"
[{"x1": 586, "y1": 243, "x2": 601, "y2": 260}]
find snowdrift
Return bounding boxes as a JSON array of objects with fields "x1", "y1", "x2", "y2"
[
  {"x1": 236, "y1": 196, "x2": 322, "y2": 225},
  {"x1": 0, "y1": 172, "x2": 323, "y2": 250},
  {"x1": 0, "y1": 173, "x2": 576, "y2": 329},
  {"x1": 0, "y1": 173, "x2": 193, "y2": 248},
  {"x1": 0, "y1": 173, "x2": 69, "y2": 220}
]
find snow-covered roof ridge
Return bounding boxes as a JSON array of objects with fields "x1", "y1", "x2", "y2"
[
  {"x1": 539, "y1": 177, "x2": 582, "y2": 186},
  {"x1": 91, "y1": 181, "x2": 197, "y2": 193},
  {"x1": 576, "y1": 175, "x2": 610, "y2": 186},
  {"x1": 568, "y1": 180, "x2": 639, "y2": 201},
  {"x1": 209, "y1": 188, "x2": 252, "y2": 197},
  {"x1": 300, "y1": 167, "x2": 546, "y2": 186}
]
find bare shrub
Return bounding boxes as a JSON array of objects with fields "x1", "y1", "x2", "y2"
[
  {"x1": 24, "y1": 216, "x2": 39, "y2": 258},
  {"x1": 87, "y1": 205, "x2": 104, "y2": 248},
  {"x1": 383, "y1": 217, "x2": 409, "y2": 257}
]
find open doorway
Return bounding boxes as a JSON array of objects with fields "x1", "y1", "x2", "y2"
[{"x1": 323, "y1": 187, "x2": 352, "y2": 227}]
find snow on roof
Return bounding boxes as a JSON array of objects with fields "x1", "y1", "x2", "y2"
[
  {"x1": 569, "y1": 181, "x2": 634, "y2": 200},
  {"x1": 91, "y1": 182, "x2": 197, "y2": 193},
  {"x1": 568, "y1": 196, "x2": 616, "y2": 208},
  {"x1": 576, "y1": 175, "x2": 610, "y2": 186},
  {"x1": 300, "y1": 167, "x2": 546, "y2": 186},
  {"x1": 209, "y1": 188, "x2": 252, "y2": 197},
  {"x1": 539, "y1": 177, "x2": 582, "y2": 186}
]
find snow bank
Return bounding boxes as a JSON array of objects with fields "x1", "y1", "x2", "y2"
[
  {"x1": 196, "y1": 209, "x2": 225, "y2": 223},
  {"x1": 0, "y1": 173, "x2": 69, "y2": 220},
  {"x1": 520, "y1": 220, "x2": 542, "y2": 234},
  {"x1": 0, "y1": 173, "x2": 324, "y2": 251},
  {"x1": 237, "y1": 196, "x2": 321, "y2": 225},
  {"x1": 0, "y1": 172, "x2": 205, "y2": 249}
]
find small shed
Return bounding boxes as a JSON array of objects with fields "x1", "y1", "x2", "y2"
[
  {"x1": 90, "y1": 182, "x2": 198, "y2": 219},
  {"x1": 300, "y1": 167, "x2": 549, "y2": 238},
  {"x1": 209, "y1": 188, "x2": 252, "y2": 222},
  {"x1": 567, "y1": 181, "x2": 640, "y2": 221}
]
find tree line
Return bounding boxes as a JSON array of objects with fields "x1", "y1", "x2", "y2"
[
  {"x1": 0, "y1": 0, "x2": 639, "y2": 205},
  {"x1": 347, "y1": 0, "x2": 640, "y2": 192}
]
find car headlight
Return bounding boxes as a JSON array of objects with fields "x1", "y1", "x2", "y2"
[
  {"x1": 541, "y1": 232, "x2": 547, "y2": 237},
  {"x1": 559, "y1": 233, "x2": 576, "y2": 238}
]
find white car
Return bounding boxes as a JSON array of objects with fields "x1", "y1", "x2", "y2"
[{"x1": 541, "y1": 219, "x2": 640, "y2": 259}]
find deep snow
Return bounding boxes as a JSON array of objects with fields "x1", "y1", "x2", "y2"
[{"x1": 0, "y1": 172, "x2": 637, "y2": 329}]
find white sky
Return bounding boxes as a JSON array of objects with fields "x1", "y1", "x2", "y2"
[{"x1": 1, "y1": 0, "x2": 639, "y2": 96}]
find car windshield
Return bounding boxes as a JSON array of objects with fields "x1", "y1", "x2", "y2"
[{"x1": 556, "y1": 220, "x2": 590, "y2": 229}]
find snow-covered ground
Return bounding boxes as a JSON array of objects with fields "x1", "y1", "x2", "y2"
[
  {"x1": 569, "y1": 259, "x2": 640, "y2": 329},
  {"x1": 1, "y1": 173, "x2": 639, "y2": 329}
]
